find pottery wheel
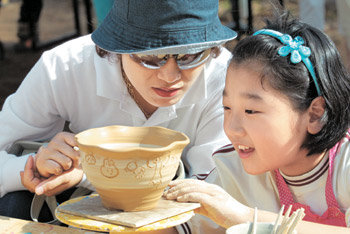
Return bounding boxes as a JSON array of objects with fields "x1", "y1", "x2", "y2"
[{"x1": 55, "y1": 194, "x2": 200, "y2": 232}]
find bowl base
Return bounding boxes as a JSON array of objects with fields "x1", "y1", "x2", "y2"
[{"x1": 97, "y1": 187, "x2": 164, "y2": 211}]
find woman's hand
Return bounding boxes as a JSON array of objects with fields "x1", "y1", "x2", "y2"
[
  {"x1": 35, "y1": 132, "x2": 80, "y2": 177},
  {"x1": 164, "y1": 179, "x2": 250, "y2": 229},
  {"x1": 20, "y1": 155, "x2": 83, "y2": 196},
  {"x1": 20, "y1": 132, "x2": 83, "y2": 196}
]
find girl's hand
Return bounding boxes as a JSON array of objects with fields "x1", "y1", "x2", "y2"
[
  {"x1": 164, "y1": 179, "x2": 250, "y2": 229},
  {"x1": 35, "y1": 132, "x2": 80, "y2": 178}
]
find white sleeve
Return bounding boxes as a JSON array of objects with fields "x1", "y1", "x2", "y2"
[
  {"x1": 0, "y1": 54, "x2": 66, "y2": 197},
  {"x1": 182, "y1": 49, "x2": 231, "y2": 179},
  {"x1": 183, "y1": 88, "x2": 230, "y2": 179},
  {"x1": 0, "y1": 152, "x2": 30, "y2": 197}
]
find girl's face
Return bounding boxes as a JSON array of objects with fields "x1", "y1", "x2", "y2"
[
  {"x1": 121, "y1": 54, "x2": 204, "y2": 109},
  {"x1": 223, "y1": 63, "x2": 316, "y2": 176}
]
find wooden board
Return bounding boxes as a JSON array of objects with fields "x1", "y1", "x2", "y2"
[
  {"x1": 57, "y1": 194, "x2": 200, "y2": 228},
  {"x1": 56, "y1": 209, "x2": 195, "y2": 232}
]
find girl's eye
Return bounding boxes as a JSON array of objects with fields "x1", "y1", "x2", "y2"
[
  {"x1": 223, "y1": 106, "x2": 230, "y2": 110},
  {"x1": 245, "y1": 109, "x2": 256, "y2": 114}
]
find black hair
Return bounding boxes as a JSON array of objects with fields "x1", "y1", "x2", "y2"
[{"x1": 230, "y1": 12, "x2": 350, "y2": 156}]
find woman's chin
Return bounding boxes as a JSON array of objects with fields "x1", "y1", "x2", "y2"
[{"x1": 151, "y1": 97, "x2": 182, "y2": 107}]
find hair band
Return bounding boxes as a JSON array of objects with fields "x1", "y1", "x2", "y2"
[{"x1": 253, "y1": 29, "x2": 322, "y2": 96}]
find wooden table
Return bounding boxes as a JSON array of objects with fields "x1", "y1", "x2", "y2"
[{"x1": 0, "y1": 215, "x2": 97, "y2": 233}]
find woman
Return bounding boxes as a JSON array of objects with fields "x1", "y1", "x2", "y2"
[{"x1": 0, "y1": 0, "x2": 236, "y2": 222}]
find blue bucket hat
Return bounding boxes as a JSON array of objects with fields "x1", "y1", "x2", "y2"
[{"x1": 91, "y1": 0, "x2": 237, "y2": 55}]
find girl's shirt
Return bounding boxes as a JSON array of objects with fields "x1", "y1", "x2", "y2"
[
  {"x1": 0, "y1": 35, "x2": 231, "y2": 197},
  {"x1": 178, "y1": 136, "x2": 350, "y2": 234}
]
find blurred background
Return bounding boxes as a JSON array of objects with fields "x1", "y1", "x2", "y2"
[{"x1": 0, "y1": 0, "x2": 348, "y2": 109}]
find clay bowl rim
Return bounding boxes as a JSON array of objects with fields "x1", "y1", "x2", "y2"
[{"x1": 75, "y1": 125, "x2": 190, "y2": 153}]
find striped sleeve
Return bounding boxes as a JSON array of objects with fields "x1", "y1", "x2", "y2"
[
  {"x1": 190, "y1": 144, "x2": 234, "y2": 180},
  {"x1": 212, "y1": 144, "x2": 235, "y2": 156},
  {"x1": 175, "y1": 222, "x2": 192, "y2": 234}
]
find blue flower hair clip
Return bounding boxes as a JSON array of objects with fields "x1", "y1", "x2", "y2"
[{"x1": 253, "y1": 29, "x2": 322, "y2": 96}]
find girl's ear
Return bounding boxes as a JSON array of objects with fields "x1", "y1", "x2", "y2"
[{"x1": 307, "y1": 96, "x2": 326, "y2": 135}]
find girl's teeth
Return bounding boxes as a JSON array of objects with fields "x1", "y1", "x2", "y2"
[{"x1": 238, "y1": 145, "x2": 250, "y2": 150}]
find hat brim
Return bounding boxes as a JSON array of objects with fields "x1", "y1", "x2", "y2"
[{"x1": 99, "y1": 37, "x2": 237, "y2": 55}]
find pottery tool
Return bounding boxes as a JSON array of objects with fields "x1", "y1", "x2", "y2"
[
  {"x1": 251, "y1": 207, "x2": 258, "y2": 234},
  {"x1": 248, "y1": 205, "x2": 305, "y2": 234},
  {"x1": 272, "y1": 205, "x2": 285, "y2": 234},
  {"x1": 275, "y1": 206, "x2": 305, "y2": 234}
]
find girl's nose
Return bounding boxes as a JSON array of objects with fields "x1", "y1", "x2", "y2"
[
  {"x1": 157, "y1": 58, "x2": 181, "y2": 83},
  {"x1": 224, "y1": 113, "x2": 245, "y2": 139}
]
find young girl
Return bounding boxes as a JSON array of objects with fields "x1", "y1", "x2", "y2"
[{"x1": 165, "y1": 13, "x2": 350, "y2": 234}]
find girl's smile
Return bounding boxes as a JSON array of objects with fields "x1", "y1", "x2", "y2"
[{"x1": 237, "y1": 144, "x2": 255, "y2": 159}]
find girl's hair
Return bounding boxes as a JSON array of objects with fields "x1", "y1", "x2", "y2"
[{"x1": 230, "y1": 12, "x2": 350, "y2": 156}]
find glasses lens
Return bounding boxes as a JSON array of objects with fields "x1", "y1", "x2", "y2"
[
  {"x1": 130, "y1": 54, "x2": 167, "y2": 69},
  {"x1": 130, "y1": 49, "x2": 211, "y2": 70},
  {"x1": 176, "y1": 49, "x2": 211, "y2": 69}
]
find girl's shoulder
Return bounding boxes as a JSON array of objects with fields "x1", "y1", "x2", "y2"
[
  {"x1": 336, "y1": 132, "x2": 350, "y2": 161},
  {"x1": 335, "y1": 134, "x2": 350, "y2": 167},
  {"x1": 333, "y1": 133, "x2": 350, "y2": 211}
]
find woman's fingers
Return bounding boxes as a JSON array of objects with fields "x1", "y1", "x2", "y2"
[
  {"x1": 36, "y1": 148, "x2": 67, "y2": 177},
  {"x1": 48, "y1": 132, "x2": 80, "y2": 163},
  {"x1": 35, "y1": 132, "x2": 80, "y2": 177},
  {"x1": 35, "y1": 167, "x2": 83, "y2": 196},
  {"x1": 42, "y1": 159, "x2": 64, "y2": 176},
  {"x1": 20, "y1": 155, "x2": 43, "y2": 193}
]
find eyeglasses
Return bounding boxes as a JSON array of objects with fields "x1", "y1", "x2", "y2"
[{"x1": 129, "y1": 49, "x2": 212, "y2": 70}]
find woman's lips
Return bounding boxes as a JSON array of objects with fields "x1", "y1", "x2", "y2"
[{"x1": 153, "y1": 87, "x2": 180, "y2": 97}]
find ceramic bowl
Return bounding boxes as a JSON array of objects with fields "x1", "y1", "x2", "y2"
[{"x1": 75, "y1": 125, "x2": 190, "y2": 211}]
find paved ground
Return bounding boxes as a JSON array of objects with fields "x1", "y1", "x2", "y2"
[
  {"x1": 0, "y1": 0, "x2": 347, "y2": 109},
  {"x1": 0, "y1": 0, "x2": 94, "y2": 108}
]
